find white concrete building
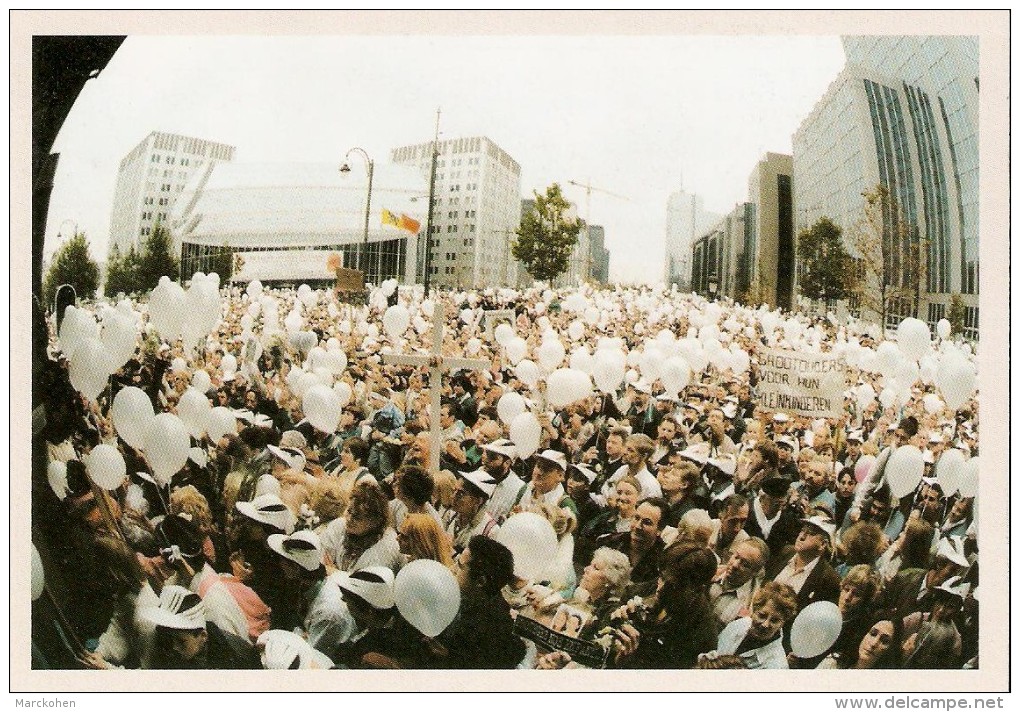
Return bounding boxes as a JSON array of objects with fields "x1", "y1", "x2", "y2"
[
  {"x1": 391, "y1": 136, "x2": 521, "y2": 288},
  {"x1": 664, "y1": 191, "x2": 721, "y2": 291},
  {"x1": 108, "y1": 131, "x2": 235, "y2": 256}
]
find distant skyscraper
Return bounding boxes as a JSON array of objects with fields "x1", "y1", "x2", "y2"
[
  {"x1": 392, "y1": 136, "x2": 521, "y2": 288},
  {"x1": 664, "y1": 191, "x2": 720, "y2": 290},
  {"x1": 746, "y1": 153, "x2": 795, "y2": 310},
  {"x1": 587, "y1": 224, "x2": 610, "y2": 284},
  {"x1": 108, "y1": 131, "x2": 235, "y2": 256},
  {"x1": 794, "y1": 36, "x2": 978, "y2": 337}
]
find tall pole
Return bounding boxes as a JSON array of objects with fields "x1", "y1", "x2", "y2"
[
  {"x1": 362, "y1": 158, "x2": 374, "y2": 280},
  {"x1": 422, "y1": 107, "x2": 441, "y2": 295}
]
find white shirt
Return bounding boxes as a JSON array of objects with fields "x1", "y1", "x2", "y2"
[
  {"x1": 304, "y1": 575, "x2": 357, "y2": 663},
  {"x1": 772, "y1": 554, "x2": 821, "y2": 594},
  {"x1": 446, "y1": 508, "x2": 501, "y2": 552},
  {"x1": 716, "y1": 617, "x2": 789, "y2": 669},
  {"x1": 752, "y1": 496, "x2": 783, "y2": 539},
  {"x1": 320, "y1": 518, "x2": 403, "y2": 573},
  {"x1": 519, "y1": 482, "x2": 567, "y2": 512},
  {"x1": 601, "y1": 464, "x2": 662, "y2": 501}
]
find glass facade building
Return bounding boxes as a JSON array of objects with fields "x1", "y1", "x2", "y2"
[
  {"x1": 169, "y1": 161, "x2": 427, "y2": 287},
  {"x1": 793, "y1": 36, "x2": 979, "y2": 338}
]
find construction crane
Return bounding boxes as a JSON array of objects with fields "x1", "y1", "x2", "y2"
[{"x1": 567, "y1": 179, "x2": 629, "y2": 283}]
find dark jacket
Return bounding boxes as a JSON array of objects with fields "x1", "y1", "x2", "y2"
[
  {"x1": 441, "y1": 593, "x2": 526, "y2": 669},
  {"x1": 743, "y1": 500, "x2": 803, "y2": 552},
  {"x1": 765, "y1": 547, "x2": 842, "y2": 612}
]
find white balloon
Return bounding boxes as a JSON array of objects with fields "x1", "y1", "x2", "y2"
[
  {"x1": 47, "y1": 460, "x2": 68, "y2": 500},
  {"x1": 207, "y1": 406, "x2": 238, "y2": 443},
  {"x1": 497, "y1": 392, "x2": 527, "y2": 425},
  {"x1": 509, "y1": 411, "x2": 541, "y2": 459},
  {"x1": 567, "y1": 320, "x2": 585, "y2": 342},
  {"x1": 31, "y1": 544, "x2": 45, "y2": 601},
  {"x1": 790, "y1": 601, "x2": 842, "y2": 658},
  {"x1": 191, "y1": 369, "x2": 212, "y2": 394},
  {"x1": 59, "y1": 306, "x2": 97, "y2": 359},
  {"x1": 537, "y1": 338, "x2": 566, "y2": 371},
  {"x1": 514, "y1": 360, "x2": 541, "y2": 389},
  {"x1": 936, "y1": 318, "x2": 951, "y2": 340},
  {"x1": 381, "y1": 278, "x2": 398, "y2": 298},
  {"x1": 394, "y1": 559, "x2": 461, "y2": 638},
  {"x1": 466, "y1": 338, "x2": 482, "y2": 356},
  {"x1": 935, "y1": 449, "x2": 966, "y2": 497},
  {"x1": 876, "y1": 341, "x2": 902, "y2": 379},
  {"x1": 496, "y1": 512, "x2": 558, "y2": 581},
  {"x1": 303, "y1": 384, "x2": 342, "y2": 434},
  {"x1": 957, "y1": 457, "x2": 979, "y2": 498},
  {"x1": 659, "y1": 356, "x2": 691, "y2": 397},
  {"x1": 100, "y1": 310, "x2": 137, "y2": 374},
  {"x1": 897, "y1": 317, "x2": 931, "y2": 361},
  {"x1": 494, "y1": 323, "x2": 515, "y2": 346},
  {"x1": 293, "y1": 372, "x2": 322, "y2": 399},
  {"x1": 886, "y1": 445, "x2": 925, "y2": 498},
  {"x1": 545, "y1": 368, "x2": 593, "y2": 409},
  {"x1": 148, "y1": 279, "x2": 186, "y2": 340},
  {"x1": 922, "y1": 394, "x2": 944, "y2": 415},
  {"x1": 936, "y1": 353, "x2": 976, "y2": 411},
  {"x1": 68, "y1": 337, "x2": 111, "y2": 402},
  {"x1": 324, "y1": 350, "x2": 348, "y2": 376},
  {"x1": 383, "y1": 304, "x2": 411, "y2": 339},
  {"x1": 177, "y1": 388, "x2": 212, "y2": 439},
  {"x1": 144, "y1": 413, "x2": 191, "y2": 487},
  {"x1": 171, "y1": 357, "x2": 188, "y2": 373},
  {"x1": 112, "y1": 386, "x2": 155, "y2": 450},
  {"x1": 85, "y1": 443, "x2": 127, "y2": 491},
  {"x1": 333, "y1": 381, "x2": 353, "y2": 409},
  {"x1": 221, "y1": 353, "x2": 238, "y2": 374},
  {"x1": 505, "y1": 337, "x2": 529, "y2": 366},
  {"x1": 569, "y1": 347, "x2": 594, "y2": 375}
]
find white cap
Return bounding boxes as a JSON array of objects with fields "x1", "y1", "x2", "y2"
[
  {"x1": 267, "y1": 529, "x2": 324, "y2": 572},
  {"x1": 934, "y1": 575, "x2": 971, "y2": 601},
  {"x1": 800, "y1": 516, "x2": 837, "y2": 546},
  {"x1": 481, "y1": 438, "x2": 517, "y2": 459},
  {"x1": 534, "y1": 449, "x2": 568, "y2": 472},
  {"x1": 679, "y1": 442, "x2": 711, "y2": 465},
  {"x1": 268, "y1": 445, "x2": 306, "y2": 472},
  {"x1": 459, "y1": 469, "x2": 498, "y2": 498},
  {"x1": 706, "y1": 454, "x2": 737, "y2": 477},
  {"x1": 568, "y1": 463, "x2": 598, "y2": 485}
]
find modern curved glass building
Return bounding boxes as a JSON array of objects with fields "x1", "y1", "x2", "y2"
[{"x1": 170, "y1": 161, "x2": 428, "y2": 287}]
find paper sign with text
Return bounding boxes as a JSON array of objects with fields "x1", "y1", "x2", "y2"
[{"x1": 756, "y1": 348, "x2": 847, "y2": 419}]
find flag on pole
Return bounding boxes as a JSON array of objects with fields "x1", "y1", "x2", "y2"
[
  {"x1": 381, "y1": 209, "x2": 400, "y2": 228},
  {"x1": 398, "y1": 214, "x2": 421, "y2": 233}
]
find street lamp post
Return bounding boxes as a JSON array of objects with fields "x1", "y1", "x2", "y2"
[{"x1": 339, "y1": 147, "x2": 374, "y2": 282}]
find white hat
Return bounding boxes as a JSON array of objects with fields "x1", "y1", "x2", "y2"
[
  {"x1": 776, "y1": 436, "x2": 799, "y2": 453},
  {"x1": 333, "y1": 566, "x2": 396, "y2": 610},
  {"x1": 935, "y1": 536, "x2": 970, "y2": 568},
  {"x1": 267, "y1": 529, "x2": 323, "y2": 572},
  {"x1": 267, "y1": 445, "x2": 306, "y2": 472},
  {"x1": 679, "y1": 442, "x2": 711, "y2": 465},
  {"x1": 235, "y1": 493, "x2": 297, "y2": 534},
  {"x1": 928, "y1": 432, "x2": 943, "y2": 444},
  {"x1": 706, "y1": 454, "x2": 737, "y2": 477},
  {"x1": 258, "y1": 629, "x2": 334, "y2": 670},
  {"x1": 140, "y1": 584, "x2": 206, "y2": 630},
  {"x1": 655, "y1": 393, "x2": 679, "y2": 403},
  {"x1": 721, "y1": 403, "x2": 738, "y2": 419},
  {"x1": 847, "y1": 430, "x2": 864, "y2": 443},
  {"x1": 534, "y1": 449, "x2": 568, "y2": 472},
  {"x1": 772, "y1": 412, "x2": 790, "y2": 423},
  {"x1": 481, "y1": 438, "x2": 517, "y2": 459},
  {"x1": 800, "y1": 516, "x2": 837, "y2": 546},
  {"x1": 633, "y1": 380, "x2": 652, "y2": 395},
  {"x1": 923, "y1": 450, "x2": 935, "y2": 464},
  {"x1": 934, "y1": 575, "x2": 971, "y2": 601},
  {"x1": 459, "y1": 469, "x2": 498, "y2": 498},
  {"x1": 568, "y1": 463, "x2": 598, "y2": 485}
]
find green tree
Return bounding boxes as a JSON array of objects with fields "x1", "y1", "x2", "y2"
[
  {"x1": 138, "y1": 222, "x2": 179, "y2": 292},
  {"x1": 848, "y1": 185, "x2": 923, "y2": 337},
  {"x1": 512, "y1": 183, "x2": 581, "y2": 283},
  {"x1": 43, "y1": 231, "x2": 99, "y2": 308},
  {"x1": 797, "y1": 217, "x2": 855, "y2": 304},
  {"x1": 947, "y1": 293, "x2": 967, "y2": 338},
  {"x1": 104, "y1": 244, "x2": 135, "y2": 297}
]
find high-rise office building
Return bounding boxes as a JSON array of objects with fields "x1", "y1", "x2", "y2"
[
  {"x1": 794, "y1": 36, "x2": 979, "y2": 337},
  {"x1": 392, "y1": 136, "x2": 521, "y2": 288},
  {"x1": 108, "y1": 131, "x2": 235, "y2": 256},
  {"x1": 690, "y1": 202, "x2": 750, "y2": 301},
  {"x1": 588, "y1": 224, "x2": 610, "y2": 284},
  {"x1": 664, "y1": 191, "x2": 721, "y2": 291},
  {"x1": 746, "y1": 153, "x2": 795, "y2": 310}
]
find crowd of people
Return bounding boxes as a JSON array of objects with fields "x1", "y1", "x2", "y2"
[{"x1": 31, "y1": 278, "x2": 980, "y2": 672}]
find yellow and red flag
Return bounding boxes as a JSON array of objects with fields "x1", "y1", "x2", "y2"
[
  {"x1": 381, "y1": 209, "x2": 400, "y2": 228},
  {"x1": 398, "y1": 214, "x2": 421, "y2": 233}
]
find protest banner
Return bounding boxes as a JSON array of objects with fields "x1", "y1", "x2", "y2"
[{"x1": 756, "y1": 347, "x2": 847, "y2": 419}]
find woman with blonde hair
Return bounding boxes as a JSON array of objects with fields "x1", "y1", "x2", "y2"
[
  {"x1": 170, "y1": 485, "x2": 223, "y2": 567},
  {"x1": 396, "y1": 512, "x2": 455, "y2": 570}
]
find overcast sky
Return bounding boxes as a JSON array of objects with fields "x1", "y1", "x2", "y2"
[{"x1": 44, "y1": 34, "x2": 846, "y2": 284}]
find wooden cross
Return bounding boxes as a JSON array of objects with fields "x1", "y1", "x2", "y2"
[{"x1": 381, "y1": 302, "x2": 490, "y2": 473}]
